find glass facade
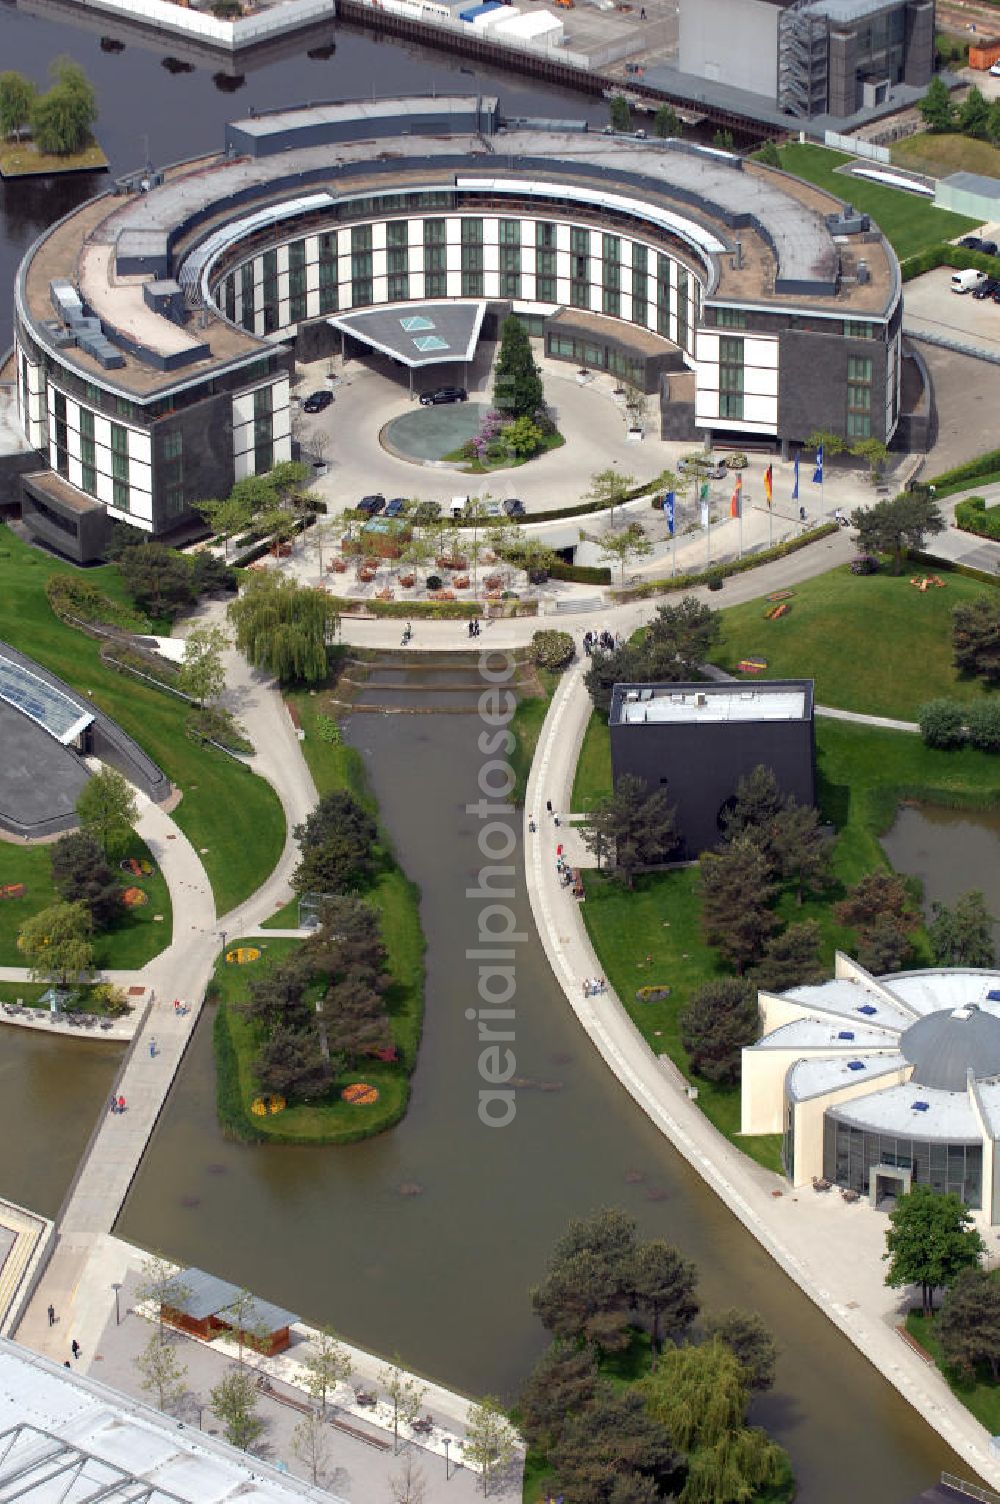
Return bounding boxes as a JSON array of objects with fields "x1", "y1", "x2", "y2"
[
  {"x1": 822, "y1": 1115, "x2": 982, "y2": 1209},
  {"x1": 718, "y1": 335, "x2": 744, "y2": 421}
]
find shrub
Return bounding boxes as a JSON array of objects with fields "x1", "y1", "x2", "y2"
[
  {"x1": 918, "y1": 698, "x2": 966, "y2": 750},
  {"x1": 955, "y1": 495, "x2": 1000, "y2": 542},
  {"x1": 548, "y1": 561, "x2": 612, "y2": 585},
  {"x1": 530, "y1": 630, "x2": 575, "y2": 672},
  {"x1": 850, "y1": 554, "x2": 880, "y2": 575},
  {"x1": 186, "y1": 705, "x2": 254, "y2": 755},
  {"x1": 45, "y1": 574, "x2": 148, "y2": 631},
  {"x1": 928, "y1": 447, "x2": 1000, "y2": 498},
  {"x1": 965, "y1": 699, "x2": 1000, "y2": 753},
  {"x1": 425, "y1": 574, "x2": 443, "y2": 591}
]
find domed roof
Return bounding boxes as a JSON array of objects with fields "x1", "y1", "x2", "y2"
[{"x1": 901, "y1": 1005, "x2": 1000, "y2": 1092}]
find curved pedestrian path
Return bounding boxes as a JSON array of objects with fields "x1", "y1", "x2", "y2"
[{"x1": 523, "y1": 662, "x2": 1000, "y2": 1490}]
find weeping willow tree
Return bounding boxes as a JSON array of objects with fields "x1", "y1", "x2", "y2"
[
  {"x1": 639, "y1": 1338, "x2": 791, "y2": 1504},
  {"x1": 228, "y1": 573, "x2": 338, "y2": 684}
]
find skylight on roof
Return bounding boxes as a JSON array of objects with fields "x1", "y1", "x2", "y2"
[
  {"x1": 400, "y1": 315, "x2": 435, "y2": 332},
  {"x1": 988, "y1": 990, "x2": 1000, "y2": 1002},
  {"x1": 846, "y1": 1060, "x2": 865, "y2": 1071},
  {"x1": 912, "y1": 1100, "x2": 930, "y2": 1112},
  {"x1": 857, "y1": 1005, "x2": 877, "y2": 1016},
  {"x1": 412, "y1": 334, "x2": 449, "y2": 352}
]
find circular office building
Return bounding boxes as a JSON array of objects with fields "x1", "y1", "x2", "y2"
[
  {"x1": 11, "y1": 94, "x2": 914, "y2": 562},
  {"x1": 741, "y1": 955, "x2": 1000, "y2": 1221}
]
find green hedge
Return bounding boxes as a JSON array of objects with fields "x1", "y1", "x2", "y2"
[
  {"x1": 955, "y1": 495, "x2": 1000, "y2": 542},
  {"x1": 549, "y1": 560, "x2": 613, "y2": 585},
  {"x1": 900, "y1": 244, "x2": 1000, "y2": 283},
  {"x1": 327, "y1": 595, "x2": 481, "y2": 619},
  {"x1": 927, "y1": 449, "x2": 1000, "y2": 499},
  {"x1": 908, "y1": 549, "x2": 1000, "y2": 589},
  {"x1": 612, "y1": 523, "x2": 838, "y2": 600}
]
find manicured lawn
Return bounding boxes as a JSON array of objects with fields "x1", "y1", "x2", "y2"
[
  {"x1": 775, "y1": 144, "x2": 976, "y2": 258},
  {"x1": 572, "y1": 709, "x2": 613, "y2": 812},
  {"x1": 510, "y1": 668, "x2": 559, "y2": 808},
  {"x1": 260, "y1": 895, "x2": 301, "y2": 929},
  {"x1": 892, "y1": 130, "x2": 1000, "y2": 181},
  {"x1": 0, "y1": 831, "x2": 171, "y2": 969},
  {"x1": 0, "y1": 526, "x2": 284, "y2": 916},
  {"x1": 581, "y1": 867, "x2": 783, "y2": 1173},
  {"x1": 906, "y1": 1310, "x2": 1000, "y2": 1434},
  {"x1": 710, "y1": 564, "x2": 998, "y2": 720}
]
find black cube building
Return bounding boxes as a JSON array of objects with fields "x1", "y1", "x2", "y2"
[{"x1": 609, "y1": 679, "x2": 816, "y2": 859}]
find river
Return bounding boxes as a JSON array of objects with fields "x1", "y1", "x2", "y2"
[{"x1": 0, "y1": 15, "x2": 974, "y2": 1494}]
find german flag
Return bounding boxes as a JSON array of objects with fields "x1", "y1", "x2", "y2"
[{"x1": 764, "y1": 464, "x2": 773, "y2": 508}]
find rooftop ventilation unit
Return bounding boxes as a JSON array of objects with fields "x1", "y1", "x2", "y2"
[
  {"x1": 694, "y1": 692, "x2": 708, "y2": 707},
  {"x1": 857, "y1": 260, "x2": 870, "y2": 285},
  {"x1": 49, "y1": 279, "x2": 84, "y2": 324}
]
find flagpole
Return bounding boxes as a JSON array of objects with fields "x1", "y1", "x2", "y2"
[
  {"x1": 706, "y1": 507, "x2": 711, "y2": 570},
  {"x1": 738, "y1": 500, "x2": 743, "y2": 559},
  {"x1": 672, "y1": 526, "x2": 677, "y2": 578}
]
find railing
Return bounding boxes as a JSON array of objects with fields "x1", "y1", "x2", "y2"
[{"x1": 941, "y1": 1473, "x2": 1000, "y2": 1504}]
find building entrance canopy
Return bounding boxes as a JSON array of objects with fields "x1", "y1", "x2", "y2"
[{"x1": 328, "y1": 300, "x2": 486, "y2": 367}]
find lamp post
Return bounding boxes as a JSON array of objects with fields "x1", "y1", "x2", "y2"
[
  {"x1": 112, "y1": 1282, "x2": 123, "y2": 1326},
  {"x1": 443, "y1": 1438, "x2": 450, "y2": 1481},
  {"x1": 218, "y1": 930, "x2": 227, "y2": 958}
]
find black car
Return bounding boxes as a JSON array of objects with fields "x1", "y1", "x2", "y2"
[
  {"x1": 960, "y1": 236, "x2": 984, "y2": 251},
  {"x1": 385, "y1": 497, "x2": 408, "y2": 517},
  {"x1": 983, "y1": 240, "x2": 999, "y2": 257},
  {"x1": 419, "y1": 386, "x2": 468, "y2": 406},
  {"x1": 357, "y1": 494, "x2": 385, "y2": 516},
  {"x1": 503, "y1": 497, "x2": 525, "y2": 517},
  {"x1": 973, "y1": 278, "x2": 998, "y2": 299},
  {"x1": 303, "y1": 390, "x2": 333, "y2": 413}
]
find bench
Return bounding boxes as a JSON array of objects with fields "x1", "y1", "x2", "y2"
[
  {"x1": 571, "y1": 869, "x2": 585, "y2": 900},
  {"x1": 331, "y1": 1415, "x2": 392, "y2": 1451}
]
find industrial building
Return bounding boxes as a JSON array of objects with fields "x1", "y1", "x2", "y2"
[
  {"x1": 742, "y1": 956, "x2": 1000, "y2": 1224},
  {"x1": 678, "y1": 0, "x2": 934, "y2": 119},
  {"x1": 11, "y1": 95, "x2": 905, "y2": 560},
  {"x1": 608, "y1": 680, "x2": 816, "y2": 859}
]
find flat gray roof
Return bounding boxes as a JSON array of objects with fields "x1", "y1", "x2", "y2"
[
  {"x1": 611, "y1": 678, "x2": 813, "y2": 726},
  {"x1": 940, "y1": 171, "x2": 1000, "y2": 203},
  {"x1": 752, "y1": 1018, "x2": 899, "y2": 1050},
  {"x1": 231, "y1": 95, "x2": 499, "y2": 137},
  {"x1": 829, "y1": 1081, "x2": 981, "y2": 1140},
  {"x1": 330, "y1": 300, "x2": 486, "y2": 366},
  {"x1": 170, "y1": 1268, "x2": 297, "y2": 1330},
  {"x1": 786, "y1": 1052, "x2": 908, "y2": 1103}
]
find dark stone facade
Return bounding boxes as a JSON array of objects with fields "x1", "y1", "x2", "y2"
[{"x1": 609, "y1": 679, "x2": 816, "y2": 860}]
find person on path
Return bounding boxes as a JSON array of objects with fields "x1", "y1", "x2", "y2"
[
  {"x1": 117, "y1": 1095, "x2": 126, "y2": 1113},
  {"x1": 47, "y1": 1305, "x2": 55, "y2": 1327},
  {"x1": 546, "y1": 800, "x2": 552, "y2": 815},
  {"x1": 71, "y1": 1340, "x2": 80, "y2": 1360},
  {"x1": 149, "y1": 1039, "x2": 157, "y2": 1058}
]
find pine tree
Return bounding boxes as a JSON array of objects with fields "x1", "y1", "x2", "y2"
[{"x1": 493, "y1": 316, "x2": 544, "y2": 419}]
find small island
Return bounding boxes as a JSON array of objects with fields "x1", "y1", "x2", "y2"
[{"x1": 0, "y1": 61, "x2": 108, "y2": 179}]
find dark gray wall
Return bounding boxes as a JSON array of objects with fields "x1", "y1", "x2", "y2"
[
  {"x1": 151, "y1": 391, "x2": 240, "y2": 535},
  {"x1": 610, "y1": 705, "x2": 816, "y2": 859},
  {"x1": 778, "y1": 328, "x2": 890, "y2": 445},
  {"x1": 20, "y1": 479, "x2": 110, "y2": 565},
  {"x1": 904, "y1": 0, "x2": 934, "y2": 84}
]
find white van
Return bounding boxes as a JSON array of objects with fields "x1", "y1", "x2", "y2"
[
  {"x1": 450, "y1": 495, "x2": 469, "y2": 519},
  {"x1": 952, "y1": 269, "x2": 986, "y2": 294}
]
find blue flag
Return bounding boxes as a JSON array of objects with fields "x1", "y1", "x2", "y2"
[
  {"x1": 792, "y1": 454, "x2": 799, "y2": 502},
  {"x1": 664, "y1": 491, "x2": 675, "y2": 537},
  {"x1": 812, "y1": 444, "x2": 824, "y2": 485}
]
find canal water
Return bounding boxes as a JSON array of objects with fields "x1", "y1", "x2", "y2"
[
  {"x1": 119, "y1": 658, "x2": 964, "y2": 1501},
  {"x1": 0, "y1": 1025, "x2": 120, "y2": 1218},
  {"x1": 881, "y1": 802, "x2": 1000, "y2": 941}
]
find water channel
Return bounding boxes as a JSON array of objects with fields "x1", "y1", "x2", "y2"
[
  {"x1": 0, "y1": 12, "x2": 980, "y2": 1493},
  {"x1": 119, "y1": 657, "x2": 964, "y2": 1501}
]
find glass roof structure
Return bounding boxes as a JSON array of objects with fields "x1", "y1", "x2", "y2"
[{"x1": 0, "y1": 658, "x2": 92, "y2": 746}]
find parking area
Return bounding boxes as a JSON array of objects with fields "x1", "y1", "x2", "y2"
[{"x1": 902, "y1": 264, "x2": 1000, "y2": 359}]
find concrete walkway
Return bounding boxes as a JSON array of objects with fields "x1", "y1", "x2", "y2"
[
  {"x1": 524, "y1": 662, "x2": 1000, "y2": 1490},
  {"x1": 815, "y1": 704, "x2": 920, "y2": 733}
]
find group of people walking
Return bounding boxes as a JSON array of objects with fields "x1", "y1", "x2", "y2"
[{"x1": 582, "y1": 629, "x2": 621, "y2": 657}]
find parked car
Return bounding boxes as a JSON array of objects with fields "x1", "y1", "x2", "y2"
[
  {"x1": 385, "y1": 497, "x2": 408, "y2": 517},
  {"x1": 982, "y1": 240, "x2": 999, "y2": 257},
  {"x1": 973, "y1": 278, "x2": 999, "y2": 299},
  {"x1": 991, "y1": 60, "x2": 1000, "y2": 75},
  {"x1": 357, "y1": 494, "x2": 385, "y2": 516},
  {"x1": 419, "y1": 386, "x2": 467, "y2": 406},
  {"x1": 960, "y1": 236, "x2": 984, "y2": 251},
  {"x1": 503, "y1": 497, "x2": 525, "y2": 517},
  {"x1": 302, "y1": 390, "x2": 333, "y2": 413},
  {"x1": 484, "y1": 500, "x2": 504, "y2": 518}
]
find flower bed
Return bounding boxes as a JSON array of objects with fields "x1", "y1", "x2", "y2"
[
  {"x1": 341, "y1": 1081, "x2": 380, "y2": 1106},
  {"x1": 635, "y1": 985, "x2": 671, "y2": 1003},
  {"x1": 453, "y1": 575, "x2": 470, "y2": 589},
  {"x1": 122, "y1": 886, "x2": 148, "y2": 907},
  {"x1": 765, "y1": 603, "x2": 790, "y2": 621},
  {"x1": 398, "y1": 573, "x2": 416, "y2": 588}
]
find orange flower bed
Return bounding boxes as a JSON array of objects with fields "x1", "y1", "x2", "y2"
[
  {"x1": 453, "y1": 575, "x2": 470, "y2": 589},
  {"x1": 122, "y1": 886, "x2": 148, "y2": 907},
  {"x1": 0, "y1": 884, "x2": 25, "y2": 901},
  {"x1": 341, "y1": 1082, "x2": 380, "y2": 1106},
  {"x1": 226, "y1": 946, "x2": 262, "y2": 964}
]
